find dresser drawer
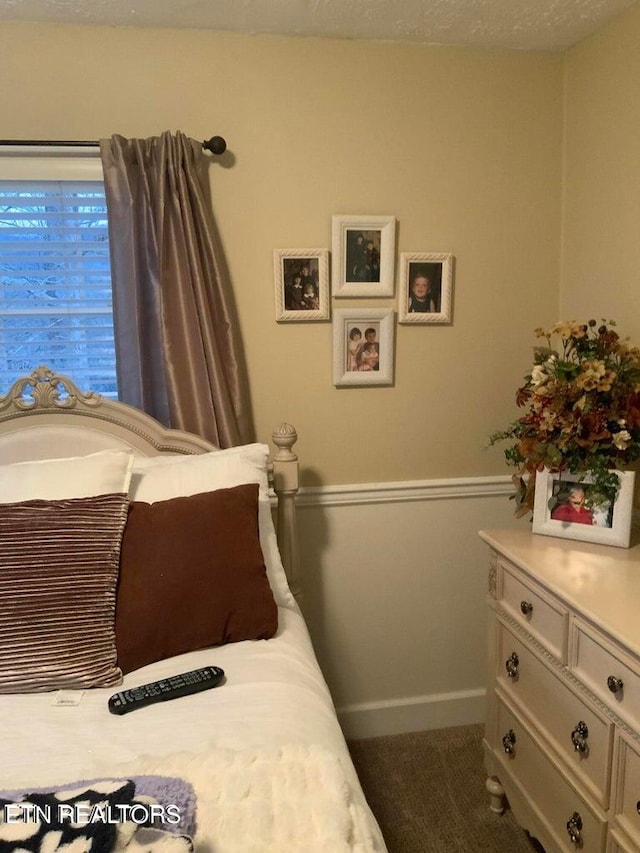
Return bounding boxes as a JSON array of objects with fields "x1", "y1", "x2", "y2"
[
  {"x1": 497, "y1": 620, "x2": 614, "y2": 807},
  {"x1": 606, "y1": 828, "x2": 636, "y2": 853},
  {"x1": 494, "y1": 694, "x2": 607, "y2": 852},
  {"x1": 612, "y1": 733, "x2": 640, "y2": 848},
  {"x1": 571, "y1": 618, "x2": 640, "y2": 731},
  {"x1": 499, "y1": 558, "x2": 569, "y2": 662}
]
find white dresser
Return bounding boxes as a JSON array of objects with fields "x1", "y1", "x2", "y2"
[{"x1": 480, "y1": 528, "x2": 640, "y2": 853}]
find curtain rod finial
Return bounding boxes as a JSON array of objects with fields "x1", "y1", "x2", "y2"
[{"x1": 203, "y1": 136, "x2": 227, "y2": 155}]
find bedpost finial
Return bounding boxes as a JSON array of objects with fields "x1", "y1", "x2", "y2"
[{"x1": 272, "y1": 423, "x2": 298, "y2": 461}]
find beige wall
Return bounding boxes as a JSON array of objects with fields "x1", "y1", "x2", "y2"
[
  {"x1": 0, "y1": 22, "x2": 563, "y2": 487},
  {"x1": 560, "y1": 7, "x2": 640, "y2": 525},
  {"x1": 561, "y1": 2, "x2": 640, "y2": 340}
]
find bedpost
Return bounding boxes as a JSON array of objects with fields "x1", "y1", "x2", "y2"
[{"x1": 271, "y1": 423, "x2": 301, "y2": 602}]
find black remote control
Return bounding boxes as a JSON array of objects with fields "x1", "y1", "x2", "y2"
[{"x1": 108, "y1": 665, "x2": 225, "y2": 715}]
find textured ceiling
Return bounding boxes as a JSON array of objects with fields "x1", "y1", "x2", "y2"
[{"x1": 0, "y1": 0, "x2": 636, "y2": 51}]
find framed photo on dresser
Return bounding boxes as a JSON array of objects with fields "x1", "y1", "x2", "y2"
[{"x1": 532, "y1": 468, "x2": 635, "y2": 548}]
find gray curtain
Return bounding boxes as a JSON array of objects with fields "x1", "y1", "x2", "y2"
[{"x1": 100, "y1": 131, "x2": 251, "y2": 447}]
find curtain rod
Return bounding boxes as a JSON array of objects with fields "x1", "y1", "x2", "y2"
[{"x1": 0, "y1": 136, "x2": 227, "y2": 155}]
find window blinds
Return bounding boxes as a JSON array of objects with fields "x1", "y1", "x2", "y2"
[{"x1": 0, "y1": 180, "x2": 118, "y2": 397}]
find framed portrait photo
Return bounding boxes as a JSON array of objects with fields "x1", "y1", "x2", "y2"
[
  {"x1": 274, "y1": 249, "x2": 330, "y2": 322},
  {"x1": 398, "y1": 252, "x2": 454, "y2": 325},
  {"x1": 331, "y1": 215, "x2": 396, "y2": 297},
  {"x1": 532, "y1": 469, "x2": 635, "y2": 548},
  {"x1": 332, "y1": 308, "x2": 395, "y2": 387}
]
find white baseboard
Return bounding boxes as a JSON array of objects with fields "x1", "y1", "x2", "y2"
[{"x1": 337, "y1": 687, "x2": 486, "y2": 740}]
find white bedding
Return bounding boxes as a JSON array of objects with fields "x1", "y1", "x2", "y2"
[{"x1": 1, "y1": 604, "x2": 387, "y2": 852}]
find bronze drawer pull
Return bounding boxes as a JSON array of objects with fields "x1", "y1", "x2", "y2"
[
  {"x1": 505, "y1": 652, "x2": 519, "y2": 679},
  {"x1": 570, "y1": 721, "x2": 589, "y2": 753},
  {"x1": 607, "y1": 675, "x2": 624, "y2": 694},
  {"x1": 566, "y1": 811, "x2": 583, "y2": 846},
  {"x1": 520, "y1": 601, "x2": 533, "y2": 617},
  {"x1": 502, "y1": 729, "x2": 517, "y2": 755}
]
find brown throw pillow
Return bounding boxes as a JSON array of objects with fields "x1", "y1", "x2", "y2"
[
  {"x1": 0, "y1": 493, "x2": 129, "y2": 693},
  {"x1": 115, "y1": 483, "x2": 278, "y2": 674}
]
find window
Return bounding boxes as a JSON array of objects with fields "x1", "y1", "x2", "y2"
[{"x1": 0, "y1": 149, "x2": 117, "y2": 397}]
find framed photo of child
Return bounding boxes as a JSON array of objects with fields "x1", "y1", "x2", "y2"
[
  {"x1": 532, "y1": 469, "x2": 635, "y2": 548},
  {"x1": 274, "y1": 249, "x2": 330, "y2": 322},
  {"x1": 398, "y1": 252, "x2": 454, "y2": 325},
  {"x1": 332, "y1": 215, "x2": 396, "y2": 297},
  {"x1": 332, "y1": 308, "x2": 395, "y2": 387}
]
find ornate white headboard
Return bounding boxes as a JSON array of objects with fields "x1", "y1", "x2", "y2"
[
  {"x1": 0, "y1": 365, "x2": 301, "y2": 598},
  {"x1": 0, "y1": 365, "x2": 218, "y2": 459}
]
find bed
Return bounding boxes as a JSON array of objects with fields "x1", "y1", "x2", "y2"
[{"x1": 0, "y1": 365, "x2": 387, "y2": 853}]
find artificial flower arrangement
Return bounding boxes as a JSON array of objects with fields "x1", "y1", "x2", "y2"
[{"x1": 490, "y1": 319, "x2": 640, "y2": 517}]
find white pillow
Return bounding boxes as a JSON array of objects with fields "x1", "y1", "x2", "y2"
[
  {"x1": 0, "y1": 449, "x2": 134, "y2": 503},
  {"x1": 130, "y1": 445, "x2": 295, "y2": 608}
]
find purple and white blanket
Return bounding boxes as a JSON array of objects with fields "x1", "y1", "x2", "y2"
[{"x1": 0, "y1": 775, "x2": 196, "y2": 852}]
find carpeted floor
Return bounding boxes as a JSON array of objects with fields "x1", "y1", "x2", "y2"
[{"x1": 348, "y1": 723, "x2": 540, "y2": 853}]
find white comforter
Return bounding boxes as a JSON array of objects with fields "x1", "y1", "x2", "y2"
[
  {"x1": 126, "y1": 743, "x2": 381, "y2": 852},
  {"x1": 1, "y1": 605, "x2": 387, "y2": 852}
]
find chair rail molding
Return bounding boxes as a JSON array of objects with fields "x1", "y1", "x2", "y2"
[{"x1": 296, "y1": 475, "x2": 513, "y2": 508}]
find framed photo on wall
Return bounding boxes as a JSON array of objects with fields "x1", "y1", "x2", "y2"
[
  {"x1": 332, "y1": 308, "x2": 395, "y2": 387},
  {"x1": 274, "y1": 249, "x2": 330, "y2": 322},
  {"x1": 398, "y1": 252, "x2": 454, "y2": 324},
  {"x1": 332, "y1": 215, "x2": 396, "y2": 297},
  {"x1": 532, "y1": 469, "x2": 635, "y2": 548}
]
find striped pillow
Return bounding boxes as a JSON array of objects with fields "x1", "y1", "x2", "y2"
[{"x1": 0, "y1": 493, "x2": 129, "y2": 693}]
